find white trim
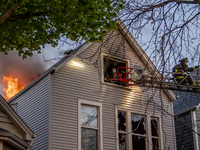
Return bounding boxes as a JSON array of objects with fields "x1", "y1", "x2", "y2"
[
  {"x1": 158, "y1": 117, "x2": 164, "y2": 150},
  {"x1": 127, "y1": 110, "x2": 131, "y2": 150},
  {"x1": 191, "y1": 110, "x2": 199, "y2": 150},
  {"x1": 115, "y1": 108, "x2": 163, "y2": 150},
  {"x1": 48, "y1": 73, "x2": 53, "y2": 149},
  {"x1": 147, "y1": 115, "x2": 152, "y2": 150},
  {"x1": 171, "y1": 103, "x2": 177, "y2": 150},
  {"x1": 115, "y1": 107, "x2": 119, "y2": 150},
  {"x1": 78, "y1": 99, "x2": 103, "y2": 150}
]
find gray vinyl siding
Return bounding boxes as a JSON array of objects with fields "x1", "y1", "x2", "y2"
[
  {"x1": 196, "y1": 108, "x2": 200, "y2": 149},
  {"x1": 50, "y1": 30, "x2": 176, "y2": 149},
  {"x1": 174, "y1": 112, "x2": 194, "y2": 150},
  {"x1": 9, "y1": 75, "x2": 50, "y2": 150}
]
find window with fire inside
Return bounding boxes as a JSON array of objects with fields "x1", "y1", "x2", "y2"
[
  {"x1": 118, "y1": 111, "x2": 160, "y2": 150},
  {"x1": 103, "y1": 56, "x2": 128, "y2": 85}
]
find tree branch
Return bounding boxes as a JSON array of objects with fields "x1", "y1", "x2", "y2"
[
  {"x1": 0, "y1": 0, "x2": 21, "y2": 25},
  {"x1": 6, "y1": 10, "x2": 52, "y2": 21}
]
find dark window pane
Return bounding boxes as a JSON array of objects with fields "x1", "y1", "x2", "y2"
[
  {"x1": 81, "y1": 105, "x2": 98, "y2": 128},
  {"x1": 132, "y1": 135, "x2": 146, "y2": 150},
  {"x1": 119, "y1": 133, "x2": 126, "y2": 150},
  {"x1": 151, "y1": 118, "x2": 158, "y2": 137},
  {"x1": 118, "y1": 111, "x2": 126, "y2": 131},
  {"x1": 131, "y1": 114, "x2": 146, "y2": 135},
  {"x1": 152, "y1": 138, "x2": 159, "y2": 150},
  {"x1": 81, "y1": 128, "x2": 97, "y2": 150},
  {"x1": 104, "y1": 57, "x2": 127, "y2": 85}
]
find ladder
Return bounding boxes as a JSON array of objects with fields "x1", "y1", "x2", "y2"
[{"x1": 108, "y1": 66, "x2": 200, "y2": 93}]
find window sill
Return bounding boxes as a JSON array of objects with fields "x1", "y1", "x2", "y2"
[{"x1": 101, "y1": 81, "x2": 133, "y2": 90}]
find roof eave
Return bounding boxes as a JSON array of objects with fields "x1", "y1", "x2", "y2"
[
  {"x1": 175, "y1": 105, "x2": 197, "y2": 116},
  {"x1": 8, "y1": 42, "x2": 92, "y2": 104},
  {"x1": 0, "y1": 132, "x2": 32, "y2": 149},
  {"x1": 0, "y1": 96, "x2": 36, "y2": 141}
]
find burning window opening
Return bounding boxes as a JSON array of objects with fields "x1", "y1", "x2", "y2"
[
  {"x1": 3, "y1": 76, "x2": 25, "y2": 101},
  {"x1": 104, "y1": 56, "x2": 127, "y2": 85}
]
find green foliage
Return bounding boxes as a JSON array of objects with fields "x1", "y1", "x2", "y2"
[{"x1": 0, "y1": 0, "x2": 125, "y2": 58}]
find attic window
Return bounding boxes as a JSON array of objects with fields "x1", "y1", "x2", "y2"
[{"x1": 103, "y1": 56, "x2": 128, "y2": 85}]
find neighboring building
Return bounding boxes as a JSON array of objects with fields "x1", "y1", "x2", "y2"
[
  {"x1": 0, "y1": 95, "x2": 36, "y2": 150},
  {"x1": 174, "y1": 91, "x2": 200, "y2": 150},
  {"x1": 7, "y1": 20, "x2": 177, "y2": 150}
]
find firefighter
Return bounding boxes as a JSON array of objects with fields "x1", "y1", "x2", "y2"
[{"x1": 172, "y1": 58, "x2": 199, "y2": 90}]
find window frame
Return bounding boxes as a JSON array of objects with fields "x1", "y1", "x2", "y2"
[
  {"x1": 78, "y1": 99, "x2": 103, "y2": 150},
  {"x1": 116, "y1": 108, "x2": 163, "y2": 150},
  {"x1": 101, "y1": 53, "x2": 131, "y2": 85}
]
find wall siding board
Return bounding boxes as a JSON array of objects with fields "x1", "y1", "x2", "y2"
[
  {"x1": 9, "y1": 75, "x2": 50, "y2": 150},
  {"x1": 50, "y1": 30, "x2": 175, "y2": 149},
  {"x1": 174, "y1": 112, "x2": 194, "y2": 150}
]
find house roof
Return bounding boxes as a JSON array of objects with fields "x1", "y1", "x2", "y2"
[
  {"x1": 173, "y1": 91, "x2": 200, "y2": 115},
  {"x1": 8, "y1": 19, "x2": 176, "y2": 103},
  {"x1": 0, "y1": 95, "x2": 36, "y2": 141}
]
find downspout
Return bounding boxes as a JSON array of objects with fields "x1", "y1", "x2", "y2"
[{"x1": 191, "y1": 110, "x2": 199, "y2": 150}]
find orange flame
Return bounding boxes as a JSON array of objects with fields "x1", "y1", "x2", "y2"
[{"x1": 3, "y1": 76, "x2": 24, "y2": 100}]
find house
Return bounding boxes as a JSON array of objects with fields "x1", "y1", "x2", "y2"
[
  {"x1": 173, "y1": 91, "x2": 200, "y2": 150},
  {"x1": 0, "y1": 95, "x2": 36, "y2": 150},
  {"x1": 7, "y1": 19, "x2": 177, "y2": 150}
]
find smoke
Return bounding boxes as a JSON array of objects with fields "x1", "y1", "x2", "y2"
[
  {"x1": 0, "y1": 50, "x2": 56, "y2": 97},
  {"x1": 0, "y1": 40, "x2": 75, "y2": 98}
]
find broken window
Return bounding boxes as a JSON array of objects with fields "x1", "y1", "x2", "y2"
[
  {"x1": 117, "y1": 110, "x2": 161, "y2": 150},
  {"x1": 151, "y1": 117, "x2": 159, "y2": 150},
  {"x1": 103, "y1": 56, "x2": 127, "y2": 85},
  {"x1": 131, "y1": 114, "x2": 146, "y2": 150},
  {"x1": 118, "y1": 111, "x2": 127, "y2": 150}
]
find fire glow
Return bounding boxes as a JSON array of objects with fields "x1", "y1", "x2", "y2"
[{"x1": 3, "y1": 76, "x2": 25, "y2": 101}]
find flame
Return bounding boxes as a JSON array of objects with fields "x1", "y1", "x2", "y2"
[{"x1": 3, "y1": 76, "x2": 24, "y2": 100}]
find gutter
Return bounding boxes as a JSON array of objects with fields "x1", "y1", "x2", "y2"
[
  {"x1": 0, "y1": 132, "x2": 32, "y2": 149},
  {"x1": 175, "y1": 105, "x2": 197, "y2": 116}
]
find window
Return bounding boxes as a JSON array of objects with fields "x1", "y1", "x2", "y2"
[
  {"x1": 78, "y1": 100, "x2": 103, "y2": 150},
  {"x1": 102, "y1": 53, "x2": 130, "y2": 85},
  {"x1": 117, "y1": 110, "x2": 162, "y2": 150},
  {"x1": 131, "y1": 114, "x2": 146, "y2": 150},
  {"x1": 151, "y1": 117, "x2": 159, "y2": 150}
]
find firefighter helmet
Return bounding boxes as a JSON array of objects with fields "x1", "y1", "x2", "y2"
[{"x1": 179, "y1": 58, "x2": 188, "y2": 63}]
